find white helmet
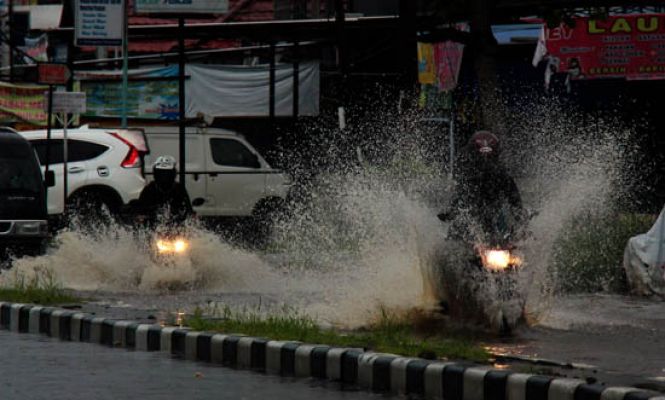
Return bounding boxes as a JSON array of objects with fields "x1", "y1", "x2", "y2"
[{"x1": 153, "y1": 155, "x2": 177, "y2": 171}]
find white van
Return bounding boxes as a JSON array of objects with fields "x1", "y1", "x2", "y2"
[{"x1": 142, "y1": 126, "x2": 292, "y2": 218}]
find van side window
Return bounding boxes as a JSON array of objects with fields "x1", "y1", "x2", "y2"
[
  {"x1": 31, "y1": 139, "x2": 108, "y2": 165},
  {"x1": 210, "y1": 138, "x2": 260, "y2": 168}
]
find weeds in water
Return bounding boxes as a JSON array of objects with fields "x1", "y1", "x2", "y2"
[
  {"x1": 551, "y1": 212, "x2": 657, "y2": 293},
  {"x1": 0, "y1": 266, "x2": 80, "y2": 305},
  {"x1": 185, "y1": 303, "x2": 489, "y2": 362}
]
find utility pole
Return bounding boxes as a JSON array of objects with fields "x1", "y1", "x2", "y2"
[
  {"x1": 269, "y1": 42, "x2": 276, "y2": 124},
  {"x1": 399, "y1": 0, "x2": 418, "y2": 86},
  {"x1": 121, "y1": 0, "x2": 129, "y2": 128},
  {"x1": 8, "y1": 0, "x2": 13, "y2": 82},
  {"x1": 334, "y1": 0, "x2": 345, "y2": 74},
  {"x1": 312, "y1": 0, "x2": 320, "y2": 18},
  {"x1": 178, "y1": 16, "x2": 186, "y2": 185}
]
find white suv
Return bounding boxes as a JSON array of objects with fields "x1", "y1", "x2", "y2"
[{"x1": 18, "y1": 125, "x2": 148, "y2": 216}]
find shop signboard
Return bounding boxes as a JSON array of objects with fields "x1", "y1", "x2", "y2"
[
  {"x1": 78, "y1": 66, "x2": 180, "y2": 120},
  {"x1": 540, "y1": 14, "x2": 665, "y2": 80},
  {"x1": 44, "y1": 92, "x2": 87, "y2": 114},
  {"x1": 75, "y1": 0, "x2": 124, "y2": 47}
]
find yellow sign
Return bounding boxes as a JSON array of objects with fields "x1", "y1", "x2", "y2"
[{"x1": 0, "y1": 81, "x2": 48, "y2": 126}]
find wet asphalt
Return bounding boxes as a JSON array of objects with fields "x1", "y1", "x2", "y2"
[{"x1": 0, "y1": 329, "x2": 381, "y2": 400}]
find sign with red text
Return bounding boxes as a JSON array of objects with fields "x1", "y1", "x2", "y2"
[
  {"x1": 38, "y1": 64, "x2": 71, "y2": 85},
  {"x1": 542, "y1": 14, "x2": 665, "y2": 80},
  {"x1": 0, "y1": 82, "x2": 48, "y2": 126}
]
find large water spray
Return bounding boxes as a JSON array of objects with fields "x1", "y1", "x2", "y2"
[{"x1": 0, "y1": 95, "x2": 636, "y2": 329}]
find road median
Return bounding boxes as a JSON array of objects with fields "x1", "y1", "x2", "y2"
[{"x1": 0, "y1": 301, "x2": 661, "y2": 400}]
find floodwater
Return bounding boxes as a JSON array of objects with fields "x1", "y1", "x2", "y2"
[
  {"x1": 486, "y1": 294, "x2": 665, "y2": 387},
  {"x1": 0, "y1": 329, "x2": 380, "y2": 400}
]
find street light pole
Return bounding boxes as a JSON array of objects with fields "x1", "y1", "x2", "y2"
[
  {"x1": 8, "y1": 0, "x2": 13, "y2": 82},
  {"x1": 178, "y1": 16, "x2": 186, "y2": 185},
  {"x1": 121, "y1": 0, "x2": 129, "y2": 128}
]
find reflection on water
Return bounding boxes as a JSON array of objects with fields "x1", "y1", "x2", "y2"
[{"x1": 0, "y1": 330, "x2": 379, "y2": 400}]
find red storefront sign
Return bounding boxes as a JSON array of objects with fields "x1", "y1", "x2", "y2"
[
  {"x1": 543, "y1": 14, "x2": 665, "y2": 80},
  {"x1": 38, "y1": 64, "x2": 70, "y2": 85}
]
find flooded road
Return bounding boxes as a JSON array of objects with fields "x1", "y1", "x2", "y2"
[
  {"x1": 0, "y1": 330, "x2": 380, "y2": 400},
  {"x1": 486, "y1": 294, "x2": 665, "y2": 388}
]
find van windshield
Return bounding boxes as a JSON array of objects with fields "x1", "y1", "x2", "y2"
[{"x1": 0, "y1": 143, "x2": 42, "y2": 194}]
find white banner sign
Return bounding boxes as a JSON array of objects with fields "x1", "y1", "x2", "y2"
[
  {"x1": 135, "y1": 0, "x2": 228, "y2": 14},
  {"x1": 75, "y1": 0, "x2": 124, "y2": 47},
  {"x1": 45, "y1": 92, "x2": 87, "y2": 114}
]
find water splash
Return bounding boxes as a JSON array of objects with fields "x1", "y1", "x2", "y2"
[
  {"x1": 0, "y1": 95, "x2": 638, "y2": 331},
  {"x1": 2, "y1": 222, "x2": 280, "y2": 294},
  {"x1": 270, "y1": 171, "x2": 447, "y2": 326}
]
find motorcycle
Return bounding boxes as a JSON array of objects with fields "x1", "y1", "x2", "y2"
[
  {"x1": 436, "y1": 207, "x2": 531, "y2": 335},
  {"x1": 122, "y1": 199, "x2": 202, "y2": 291}
]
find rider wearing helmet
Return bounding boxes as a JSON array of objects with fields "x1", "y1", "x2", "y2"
[
  {"x1": 136, "y1": 155, "x2": 193, "y2": 226},
  {"x1": 445, "y1": 131, "x2": 524, "y2": 242}
]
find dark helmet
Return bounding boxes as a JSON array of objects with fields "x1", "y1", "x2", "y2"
[
  {"x1": 468, "y1": 130, "x2": 499, "y2": 158},
  {"x1": 153, "y1": 155, "x2": 177, "y2": 188}
]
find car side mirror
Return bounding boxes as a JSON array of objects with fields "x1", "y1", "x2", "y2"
[
  {"x1": 44, "y1": 170, "x2": 55, "y2": 188},
  {"x1": 192, "y1": 198, "x2": 205, "y2": 207}
]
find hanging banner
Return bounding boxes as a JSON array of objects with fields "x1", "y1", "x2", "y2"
[
  {"x1": 135, "y1": 0, "x2": 228, "y2": 14},
  {"x1": 78, "y1": 66, "x2": 179, "y2": 120},
  {"x1": 434, "y1": 39, "x2": 466, "y2": 91},
  {"x1": 75, "y1": 0, "x2": 124, "y2": 47},
  {"x1": 537, "y1": 14, "x2": 665, "y2": 80},
  {"x1": 18, "y1": 34, "x2": 48, "y2": 64},
  {"x1": 417, "y1": 43, "x2": 436, "y2": 85},
  {"x1": 0, "y1": 82, "x2": 48, "y2": 126},
  {"x1": 418, "y1": 23, "x2": 468, "y2": 90}
]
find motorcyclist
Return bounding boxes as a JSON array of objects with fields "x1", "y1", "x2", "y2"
[
  {"x1": 135, "y1": 155, "x2": 193, "y2": 227},
  {"x1": 443, "y1": 130, "x2": 525, "y2": 243}
]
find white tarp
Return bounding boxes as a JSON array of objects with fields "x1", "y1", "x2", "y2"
[
  {"x1": 623, "y1": 206, "x2": 665, "y2": 297},
  {"x1": 14, "y1": 5, "x2": 64, "y2": 31},
  {"x1": 186, "y1": 62, "x2": 320, "y2": 118}
]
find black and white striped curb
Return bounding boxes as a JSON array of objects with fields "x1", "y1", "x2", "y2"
[{"x1": 1, "y1": 302, "x2": 662, "y2": 400}]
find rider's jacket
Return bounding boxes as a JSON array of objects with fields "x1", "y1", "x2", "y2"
[
  {"x1": 135, "y1": 181, "x2": 193, "y2": 226},
  {"x1": 448, "y1": 158, "x2": 524, "y2": 243}
]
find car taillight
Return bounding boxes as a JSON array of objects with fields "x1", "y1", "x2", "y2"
[
  {"x1": 109, "y1": 132, "x2": 142, "y2": 168},
  {"x1": 122, "y1": 147, "x2": 141, "y2": 168}
]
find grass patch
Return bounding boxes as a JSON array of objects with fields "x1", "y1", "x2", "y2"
[
  {"x1": 186, "y1": 305, "x2": 490, "y2": 363},
  {"x1": 552, "y1": 212, "x2": 656, "y2": 293},
  {"x1": 0, "y1": 267, "x2": 81, "y2": 305}
]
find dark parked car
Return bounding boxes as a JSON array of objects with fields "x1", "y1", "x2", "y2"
[{"x1": 0, "y1": 129, "x2": 54, "y2": 260}]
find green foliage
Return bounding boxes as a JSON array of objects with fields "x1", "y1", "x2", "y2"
[
  {"x1": 551, "y1": 212, "x2": 656, "y2": 293},
  {"x1": 0, "y1": 267, "x2": 80, "y2": 305},
  {"x1": 186, "y1": 304, "x2": 489, "y2": 362}
]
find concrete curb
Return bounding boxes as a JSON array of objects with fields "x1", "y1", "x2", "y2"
[{"x1": 0, "y1": 302, "x2": 660, "y2": 400}]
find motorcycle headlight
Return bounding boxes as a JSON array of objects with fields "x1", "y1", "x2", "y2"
[
  {"x1": 173, "y1": 239, "x2": 188, "y2": 253},
  {"x1": 156, "y1": 239, "x2": 173, "y2": 253},
  {"x1": 156, "y1": 238, "x2": 189, "y2": 254},
  {"x1": 483, "y1": 250, "x2": 511, "y2": 271}
]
